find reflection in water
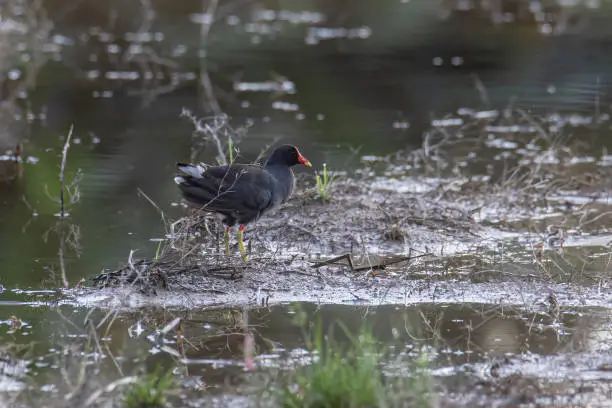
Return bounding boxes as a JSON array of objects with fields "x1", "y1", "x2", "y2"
[
  {"x1": 2, "y1": 302, "x2": 604, "y2": 384},
  {"x1": 0, "y1": 101, "x2": 22, "y2": 184},
  {"x1": 0, "y1": 300, "x2": 608, "y2": 401}
]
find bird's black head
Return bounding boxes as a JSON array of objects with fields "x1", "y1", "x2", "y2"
[{"x1": 266, "y1": 145, "x2": 312, "y2": 168}]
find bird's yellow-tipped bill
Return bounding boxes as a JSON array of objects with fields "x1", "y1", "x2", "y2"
[{"x1": 296, "y1": 149, "x2": 312, "y2": 167}]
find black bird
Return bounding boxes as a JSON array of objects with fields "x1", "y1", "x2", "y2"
[{"x1": 174, "y1": 144, "x2": 312, "y2": 260}]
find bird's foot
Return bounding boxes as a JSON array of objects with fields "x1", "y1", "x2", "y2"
[{"x1": 239, "y1": 245, "x2": 248, "y2": 262}]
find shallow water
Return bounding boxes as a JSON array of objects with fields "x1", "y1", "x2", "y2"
[
  {"x1": 2, "y1": 0, "x2": 612, "y2": 405},
  {"x1": 4, "y1": 300, "x2": 609, "y2": 396}
]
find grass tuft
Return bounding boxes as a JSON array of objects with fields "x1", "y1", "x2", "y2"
[
  {"x1": 315, "y1": 163, "x2": 338, "y2": 203},
  {"x1": 122, "y1": 367, "x2": 176, "y2": 408},
  {"x1": 279, "y1": 322, "x2": 435, "y2": 408},
  {"x1": 228, "y1": 135, "x2": 234, "y2": 164}
]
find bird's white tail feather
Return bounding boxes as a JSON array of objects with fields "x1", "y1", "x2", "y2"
[{"x1": 177, "y1": 163, "x2": 204, "y2": 178}]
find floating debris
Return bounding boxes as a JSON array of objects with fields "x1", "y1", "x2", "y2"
[
  {"x1": 104, "y1": 71, "x2": 140, "y2": 80},
  {"x1": 305, "y1": 26, "x2": 372, "y2": 44},
  {"x1": 598, "y1": 155, "x2": 612, "y2": 166},
  {"x1": 234, "y1": 80, "x2": 296, "y2": 94},
  {"x1": 451, "y1": 56, "x2": 464, "y2": 66},
  {"x1": 457, "y1": 107, "x2": 476, "y2": 116},
  {"x1": 0, "y1": 154, "x2": 19, "y2": 162},
  {"x1": 431, "y1": 118, "x2": 463, "y2": 127},
  {"x1": 124, "y1": 31, "x2": 165, "y2": 42},
  {"x1": 271, "y1": 101, "x2": 299, "y2": 111},
  {"x1": 474, "y1": 110, "x2": 499, "y2": 119},
  {"x1": 392, "y1": 121, "x2": 410, "y2": 129},
  {"x1": 361, "y1": 155, "x2": 387, "y2": 163},
  {"x1": 51, "y1": 34, "x2": 74, "y2": 46},
  {"x1": 253, "y1": 9, "x2": 325, "y2": 24},
  {"x1": 92, "y1": 90, "x2": 113, "y2": 98},
  {"x1": 0, "y1": 19, "x2": 27, "y2": 34},
  {"x1": 485, "y1": 137, "x2": 519, "y2": 149},
  {"x1": 486, "y1": 125, "x2": 538, "y2": 133},
  {"x1": 568, "y1": 156, "x2": 596, "y2": 164}
]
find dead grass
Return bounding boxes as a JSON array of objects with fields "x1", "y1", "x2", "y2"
[{"x1": 84, "y1": 98, "x2": 612, "y2": 308}]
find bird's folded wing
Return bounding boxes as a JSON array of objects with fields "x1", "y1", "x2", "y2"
[{"x1": 178, "y1": 165, "x2": 273, "y2": 212}]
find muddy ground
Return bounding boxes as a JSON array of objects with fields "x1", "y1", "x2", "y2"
[
  {"x1": 62, "y1": 134, "x2": 612, "y2": 407},
  {"x1": 82, "y1": 157, "x2": 612, "y2": 309}
]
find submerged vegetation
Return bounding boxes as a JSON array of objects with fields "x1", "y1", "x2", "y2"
[
  {"x1": 279, "y1": 323, "x2": 434, "y2": 408},
  {"x1": 122, "y1": 368, "x2": 176, "y2": 408}
]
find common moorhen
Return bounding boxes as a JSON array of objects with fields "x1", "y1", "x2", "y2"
[{"x1": 174, "y1": 144, "x2": 312, "y2": 260}]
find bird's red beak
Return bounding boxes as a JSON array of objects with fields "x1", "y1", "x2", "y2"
[{"x1": 296, "y1": 149, "x2": 312, "y2": 167}]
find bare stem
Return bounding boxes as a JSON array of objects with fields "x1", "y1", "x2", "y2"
[
  {"x1": 59, "y1": 125, "x2": 74, "y2": 218},
  {"x1": 199, "y1": 0, "x2": 221, "y2": 114},
  {"x1": 58, "y1": 229, "x2": 68, "y2": 288}
]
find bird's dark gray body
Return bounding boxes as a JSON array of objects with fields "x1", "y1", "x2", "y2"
[
  {"x1": 175, "y1": 163, "x2": 293, "y2": 226},
  {"x1": 174, "y1": 145, "x2": 306, "y2": 228}
]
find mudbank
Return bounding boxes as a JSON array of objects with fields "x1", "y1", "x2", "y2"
[{"x1": 81, "y1": 146, "x2": 612, "y2": 312}]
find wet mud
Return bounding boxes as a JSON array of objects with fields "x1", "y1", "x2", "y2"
[
  {"x1": 80, "y1": 152, "x2": 612, "y2": 310},
  {"x1": 68, "y1": 135, "x2": 612, "y2": 407}
]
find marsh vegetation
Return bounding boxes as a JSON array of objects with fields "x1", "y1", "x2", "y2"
[{"x1": 2, "y1": 0, "x2": 612, "y2": 407}]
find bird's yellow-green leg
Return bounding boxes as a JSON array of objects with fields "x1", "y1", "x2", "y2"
[
  {"x1": 224, "y1": 226, "x2": 231, "y2": 256},
  {"x1": 238, "y1": 224, "x2": 248, "y2": 261}
]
